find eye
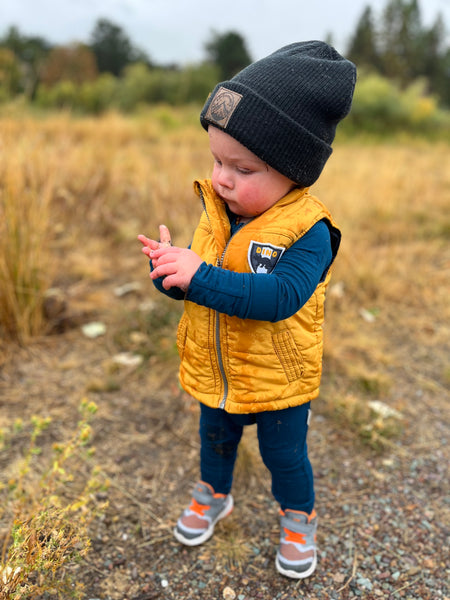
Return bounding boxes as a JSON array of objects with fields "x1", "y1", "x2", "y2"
[{"x1": 237, "y1": 166, "x2": 253, "y2": 175}]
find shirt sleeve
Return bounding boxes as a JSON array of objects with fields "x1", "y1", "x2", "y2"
[
  {"x1": 185, "y1": 220, "x2": 333, "y2": 322},
  {"x1": 150, "y1": 261, "x2": 186, "y2": 300}
]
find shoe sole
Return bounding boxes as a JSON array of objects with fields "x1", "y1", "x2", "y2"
[
  {"x1": 275, "y1": 552, "x2": 317, "y2": 579},
  {"x1": 173, "y1": 494, "x2": 234, "y2": 546}
]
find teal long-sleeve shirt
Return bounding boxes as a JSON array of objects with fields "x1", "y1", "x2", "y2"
[{"x1": 151, "y1": 218, "x2": 333, "y2": 323}]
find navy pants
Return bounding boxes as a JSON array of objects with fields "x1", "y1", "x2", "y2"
[{"x1": 199, "y1": 401, "x2": 314, "y2": 513}]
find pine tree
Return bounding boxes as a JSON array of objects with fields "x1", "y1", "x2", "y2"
[
  {"x1": 205, "y1": 31, "x2": 252, "y2": 80},
  {"x1": 378, "y1": 0, "x2": 422, "y2": 82},
  {"x1": 347, "y1": 6, "x2": 380, "y2": 71}
]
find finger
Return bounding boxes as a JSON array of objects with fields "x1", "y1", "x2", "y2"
[
  {"x1": 138, "y1": 235, "x2": 159, "y2": 250},
  {"x1": 150, "y1": 246, "x2": 182, "y2": 260},
  {"x1": 150, "y1": 261, "x2": 176, "y2": 280},
  {"x1": 162, "y1": 276, "x2": 174, "y2": 290},
  {"x1": 159, "y1": 224, "x2": 172, "y2": 247},
  {"x1": 138, "y1": 234, "x2": 151, "y2": 245},
  {"x1": 142, "y1": 245, "x2": 159, "y2": 258}
]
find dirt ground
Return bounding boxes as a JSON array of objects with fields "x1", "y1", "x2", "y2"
[{"x1": 0, "y1": 274, "x2": 449, "y2": 600}]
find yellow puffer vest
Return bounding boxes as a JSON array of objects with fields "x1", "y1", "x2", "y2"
[{"x1": 176, "y1": 179, "x2": 340, "y2": 414}]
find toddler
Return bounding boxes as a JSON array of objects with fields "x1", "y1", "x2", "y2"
[{"x1": 139, "y1": 40, "x2": 356, "y2": 579}]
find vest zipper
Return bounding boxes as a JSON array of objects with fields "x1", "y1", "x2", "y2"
[
  {"x1": 198, "y1": 186, "x2": 247, "y2": 410},
  {"x1": 198, "y1": 187, "x2": 230, "y2": 409},
  {"x1": 216, "y1": 311, "x2": 228, "y2": 409},
  {"x1": 216, "y1": 241, "x2": 232, "y2": 409}
]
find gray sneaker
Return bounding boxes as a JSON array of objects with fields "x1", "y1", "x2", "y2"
[
  {"x1": 173, "y1": 481, "x2": 234, "y2": 546},
  {"x1": 276, "y1": 509, "x2": 318, "y2": 579}
]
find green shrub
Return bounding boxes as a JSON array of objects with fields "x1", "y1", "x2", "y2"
[
  {"x1": 345, "y1": 71, "x2": 450, "y2": 136},
  {"x1": 78, "y1": 73, "x2": 119, "y2": 114},
  {"x1": 34, "y1": 62, "x2": 219, "y2": 114}
]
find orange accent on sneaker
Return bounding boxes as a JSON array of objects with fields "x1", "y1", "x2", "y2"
[
  {"x1": 279, "y1": 508, "x2": 317, "y2": 523},
  {"x1": 284, "y1": 528, "x2": 306, "y2": 545},
  {"x1": 189, "y1": 498, "x2": 210, "y2": 516}
]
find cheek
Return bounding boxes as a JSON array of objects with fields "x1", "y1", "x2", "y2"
[
  {"x1": 238, "y1": 183, "x2": 269, "y2": 211},
  {"x1": 237, "y1": 180, "x2": 258, "y2": 202}
]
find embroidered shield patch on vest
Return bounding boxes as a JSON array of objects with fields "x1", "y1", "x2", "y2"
[{"x1": 248, "y1": 241, "x2": 285, "y2": 274}]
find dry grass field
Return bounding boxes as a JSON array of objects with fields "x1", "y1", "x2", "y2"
[{"x1": 0, "y1": 111, "x2": 449, "y2": 599}]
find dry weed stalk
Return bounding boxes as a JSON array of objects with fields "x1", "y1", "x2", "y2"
[
  {"x1": 0, "y1": 149, "x2": 54, "y2": 341},
  {"x1": 0, "y1": 399, "x2": 107, "y2": 600}
]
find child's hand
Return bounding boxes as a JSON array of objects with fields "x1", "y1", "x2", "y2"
[
  {"x1": 138, "y1": 224, "x2": 172, "y2": 267},
  {"x1": 149, "y1": 246, "x2": 202, "y2": 291},
  {"x1": 138, "y1": 225, "x2": 202, "y2": 291}
]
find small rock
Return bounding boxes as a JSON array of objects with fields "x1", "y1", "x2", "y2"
[
  {"x1": 139, "y1": 299, "x2": 157, "y2": 312},
  {"x1": 357, "y1": 576, "x2": 373, "y2": 590},
  {"x1": 114, "y1": 281, "x2": 142, "y2": 297},
  {"x1": 359, "y1": 308, "x2": 376, "y2": 323},
  {"x1": 112, "y1": 352, "x2": 143, "y2": 367},
  {"x1": 329, "y1": 280, "x2": 345, "y2": 298},
  {"x1": 223, "y1": 586, "x2": 236, "y2": 600},
  {"x1": 82, "y1": 321, "x2": 106, "y2": 338},
  {"x1": 43, "y1": 288, "x2": 67, "y2": 319}
]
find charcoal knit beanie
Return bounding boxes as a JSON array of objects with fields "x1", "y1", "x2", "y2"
[{"x1": 200, "y1": 41, "x2": 356, "y2": 186}]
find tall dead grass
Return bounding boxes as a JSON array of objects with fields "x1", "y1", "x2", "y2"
[
  {"x1": 315, "y1": 137, "x2": 449, "y2": 440},
  {"x1": 0, "y1": 109, "x2": 206, "y2": 341},
  {"x1": 0, "y1": 132, "x2": 54, "y2": 341},
  {"x1": 0, "y1": 109, "x2": 448, "y2": 364},
  {"x1": 316, "y1": 138, "x2": 449, "y2": 342}
]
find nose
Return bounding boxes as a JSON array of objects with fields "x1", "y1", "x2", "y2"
[{"x1": 215, "y1": 165, "x2": 234, "y2": 190}]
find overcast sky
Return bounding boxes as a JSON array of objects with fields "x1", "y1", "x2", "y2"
[{"x1": 2, "y1": 0, "x2": 449, "y2": 65}]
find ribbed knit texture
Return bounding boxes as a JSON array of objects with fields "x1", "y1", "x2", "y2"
[{"x1": 201, "y1": 41, "x2": 356, "y2": 186}]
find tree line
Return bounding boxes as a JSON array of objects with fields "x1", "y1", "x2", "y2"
[
  {"x1": 346, "y1": 0, "x2": 449, "y2": 107},
  {"x1": 0, "y1": 0, "x2": 448, "y2": 111}
]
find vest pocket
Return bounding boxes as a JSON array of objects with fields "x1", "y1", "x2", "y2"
[
  {"x1": 176, "y1": 313, "x2": 188, "y2": 360},
  {"x1": 272, "y1": 330, "x2": 303, "y2": 383}
]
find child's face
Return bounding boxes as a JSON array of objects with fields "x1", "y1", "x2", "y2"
[{"x1": 208, "y1": 126, "x2": 295, "y2": 218}]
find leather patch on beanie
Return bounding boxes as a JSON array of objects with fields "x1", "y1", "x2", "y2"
[{"x1": 205, "y1": 86, "x2": 242, "y2": 128}]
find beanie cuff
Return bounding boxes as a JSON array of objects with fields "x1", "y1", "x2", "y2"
[{"x1": 201, "y1": 81, "x2": 333, "y2": 186}]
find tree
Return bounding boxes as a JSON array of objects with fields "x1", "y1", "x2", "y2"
[
  {"x1": 89, "y1": 18, "x2": 150, "y2": 76},
  {"x1": 40, "y1": 44, "x2": 98, "y2": 87},
  {"x1": 418, "y1": 14, "x2": 450, "y2": 105},
  {"x1": 205, "y1": 31, "x2": 252, "y2": 80},
  {"x1": 0, "y1": 26, "x2": 51, "y2": 97},
  {"x1": 346, "y1": 0, "x2": 450, "y2": 106},
  {"x1": 0, "y1": 48, "x2": 21, "y2": 99},
  {"x1": 347, "y1": 6, "x2": 380, "y2": 70},
  {"x1": 378, "y1": 0, "x2": 423, "y2": 82}
]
